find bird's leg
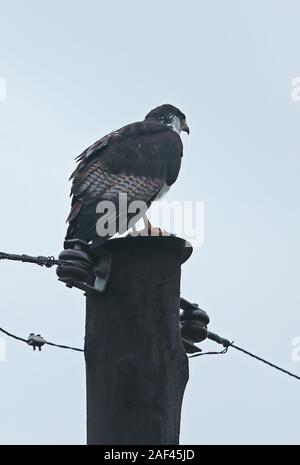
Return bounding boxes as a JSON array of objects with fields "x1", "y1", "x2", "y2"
[
  {"x1": 131, "y1": 223, "x2": 139, "y2": 235},
  {"x1": 128, "y1": 220, "x2": 146, "y2": 237},
  {"x1": 143, "y1": 215, "x2": 161, "y2": 236},
  {"x1": 129, "y1": 215, "x2": 172, "y2": 237},
  {"x1": 143, "y1": 215, "x2": 174, "y2": 237}
]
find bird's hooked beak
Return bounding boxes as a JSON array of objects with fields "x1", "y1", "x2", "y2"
[{"x1": 181, "y1": 119, "x2": 190, "y2": 135}]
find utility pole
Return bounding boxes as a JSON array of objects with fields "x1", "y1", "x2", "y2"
[{"x1": 84, "y1": 236, "x2": 192, "y2": 445}]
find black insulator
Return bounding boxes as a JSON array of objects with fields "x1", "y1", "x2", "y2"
[
  {"x1": 56, "y1": 240, "x2": 112, "y2": 294},
  {"x1": 181, "y1": 321, "x2": 208, "y2": 343},
  {"x1": 58, "y1": 249, "x2": 91, "y2": 264},
  {"x1": 180, "y1": 301, "x2": 210, "y2": 345},
  {"x1": 56, "y1": 248, "x2": 92, "y2": 283},
  {"x1": 56, "y1": 264, "x2": 90, "y2": 283},
  {"x1": 180, "y1": 308, "x2": 210, "y2": 326}
]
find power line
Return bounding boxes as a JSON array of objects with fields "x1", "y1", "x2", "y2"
[
  {"x1": 0, "y1": 326, "x2": 27, "y2": 343},
  {"x1": 230, "y1": 344, "x2": 300, "y2": 381},
  {"x1": 0, "y1": 252, "x2": 60, "y2": 268},
  {"x1": 44, "y1": 341, "x2": 83, "y2": 352},
  {"x1": 189, "y1": 346, "x2": 230, "y2": 358},
  {"x1": 0, "y1": 326, "x2": 84, "y2": 353},
  {"x1": 1, "y1": 249, "x2": 300, "y2": 380},
  {"x1": 189, "y1": 339, "x2": 300, "y2": 381},
  {"x1": 1, "y1": 324, "x2": 300, "y2": 382}
]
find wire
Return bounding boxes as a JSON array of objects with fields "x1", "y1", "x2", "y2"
[
  {"x1": 0, "y1": 327, "x2": 83, "y2": 353},
  {"x1": 2, "y1": 250, "x2": 299, "y2": 378},
  {"x1": 44, "y1": 341, "x2": 83, "y2": 352},
  {"x1": 189, "y1": 346, "x2": 230, "y2": 358},
  {"x1": 0, "y1": 252, "x2": 61, "y2": 268},
  {"x1": 230, "y1": 344, "x2": 300, "y2": 381},
  {"x1": 0, "y1": 326, "x2": 27, "y2": 343},
  {"x1": 2, "y1": 323, "x2": 300, "y2": 381},
  {"x1": 190, "y1": 339, "x2": 300, "y2": 381},
  {"x1": 1, "y1": 324, "x2": 300, "y2": 381}
]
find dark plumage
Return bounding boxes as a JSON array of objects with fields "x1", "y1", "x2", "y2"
[{"x1": 65, "y1": 104, "x2": 189, "y2": 248}]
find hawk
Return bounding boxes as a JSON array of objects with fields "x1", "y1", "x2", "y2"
[{"x1": 65, "y1": 104, "x2": 189, "y2": 249}]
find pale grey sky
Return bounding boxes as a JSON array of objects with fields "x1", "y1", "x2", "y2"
[{"x1": 0, "y1": 0, "x2": 300, "y2": 444}]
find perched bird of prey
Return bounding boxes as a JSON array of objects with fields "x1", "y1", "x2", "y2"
[{"x1": 65, "y1": 104, "x2": 189, "y2": 249}]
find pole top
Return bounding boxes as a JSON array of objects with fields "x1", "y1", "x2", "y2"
[{"x1": 100, "y1": 235, "x2": 193, "y2": 265}]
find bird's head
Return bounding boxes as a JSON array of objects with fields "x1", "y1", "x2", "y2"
[{"x1": 145, "y1": 104, "x2": 190, "y2": 135}]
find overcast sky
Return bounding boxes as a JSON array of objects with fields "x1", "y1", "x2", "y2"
[{"x1": 0, "y1": 0, "x2": 300, "y2": 445}]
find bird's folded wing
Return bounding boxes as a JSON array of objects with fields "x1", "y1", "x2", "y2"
[
  {"x1": 71, "y1": 160, "x2": 164, "y2": 205},
  {"x1": 67, "y1": 161, "x2": 164, "y2": 225}
]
